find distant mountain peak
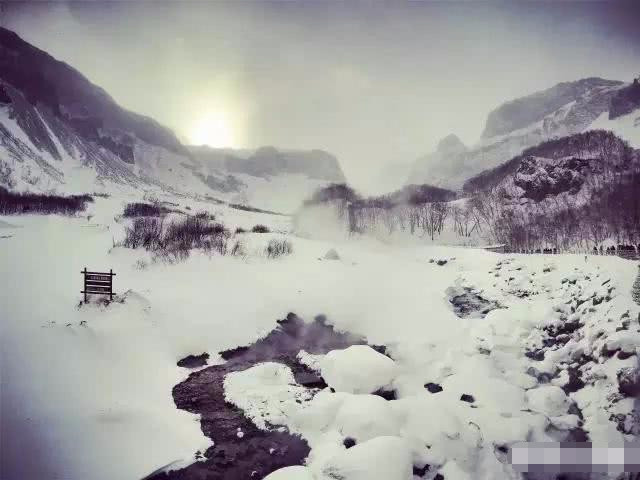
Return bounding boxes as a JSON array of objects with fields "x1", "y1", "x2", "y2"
[{"x1": 436, "y1": 134, "x2": 467, "y2": 153}]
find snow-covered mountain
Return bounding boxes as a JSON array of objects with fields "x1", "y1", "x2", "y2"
[
  {"x1": 186, "y1": 145, "x2": 346, "y2": 212},
  {"x1": 461, "y1": 130, "x2": 640, "y2": 251},
  {"x1": 0, "y1": 27, "x2": 345, "y2": 212},
  {"x1": 409, "y1": 77, "x2": 640, "y2": 190},
  {"x1": 189, "y1": 145, "x2": 345, "y2": 183},
  {"x1": 465, "y1": 130, "x2": 639, "y2": 199},
  {"x1": 0, "y1": 26, "x2": 194, "y2": 193},
  {"x1": 407, "y1": 134, "x2": 468, "y2": 187}
]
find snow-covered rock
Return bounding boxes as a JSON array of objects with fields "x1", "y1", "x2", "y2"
[
  {"x1": 224, "y1": 362, "x2": 313, "y2": 429},
  {"x1": 525, "y1": 385, "x2": 572, "y2": 417},
  {"x1": 316, "y1": 436, "x2": 412, "y2": 480},
  {"x1": 264, "y1": 465, "x2": 315, "y2": 480},
  {"x1": 333, "y1": 394, "x2": 400, "y2": 442},
  {"x1": 323, "y1": 248, "x2": 340, "y2": 261},
  {"x1": 320, "y1": 345, "x2": 396, "y2": 394}
]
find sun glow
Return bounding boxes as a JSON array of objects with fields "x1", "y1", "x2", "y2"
[{"x1": 189, "y1": 109, "x2": 237, "y2": 148}]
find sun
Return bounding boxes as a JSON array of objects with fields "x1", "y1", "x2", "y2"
[{"x1": 189, "y1": 110, "x2": 236, "y2": 148}]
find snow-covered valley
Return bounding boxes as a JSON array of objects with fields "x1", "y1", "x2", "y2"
[
  {"x1": 2, "y1": 194, "x2": 639, "y2": 480},
  {"x1": 1, "y1": 9, "x2": 640, "y2": 480}
]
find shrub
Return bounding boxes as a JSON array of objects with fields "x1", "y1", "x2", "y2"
[
  {"x1": 265, "y1": 238, "x2": 293, "y2": 258},
  {"x1": 120, "y1": 215, "x2": 230, "y2": 259},
  {"x1": 164, "y1": 217, "x2": 226, "y2": 251},
  {"x1": 122, "y1": 217, "x2": 164, "y2": 249},
  {"x1": 252, "y1": 224, "x2": 270, "y2": 233},
  {"x1": 235, "y1": 227, "x2": 246, "y2": 234},
  {"x1": 0, "y1": 186, "x2": 93, "y2": 215},
  {"x1": 122, "y1": 202, "x2": 165, "y2": 217},
  {"x1": 230, "y1": 240, "x2": 246, "y2": 257},
  {"x1": 194, "y1": 210, "x2": 215, "y2": 220}
]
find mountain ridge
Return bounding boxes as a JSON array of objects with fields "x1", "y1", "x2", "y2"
[
  {"x1": 408, "y1": 76, "x2": 639, "y2": 190},
  {"x1": 0, "y1": 27, "x2": 346, "y2": 212},
  {"x1": 481, "y1": 77, "x2": 623, "y2": 139}
]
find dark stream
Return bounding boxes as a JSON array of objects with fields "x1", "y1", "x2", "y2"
[{"x1": 145, "y1": 313, "x2": 371, "y2": 480}]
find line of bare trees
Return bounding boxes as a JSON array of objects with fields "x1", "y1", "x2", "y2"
[
  {"x1": 328, "y1": 169, "x2": 639, "y2": 253},
  {"x1": 339, "y1": 200, "x2": 481, "y2": 241},
  {"x1": 470, "y1": 171, "x2": 640, "y2": 253}
]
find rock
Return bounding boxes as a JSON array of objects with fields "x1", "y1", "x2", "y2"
[
  {"x1": 177, "y1": 352, "x2": 209, "y2": 368},
  {"x1": 618, "y1": 367, "x2": 640, "y2": 397},
  {"x1": 323, "y1": 248, "x2": 340, "y2": 260},
  {"x1": 460, "y1": 394, "x2": 475, "y2": 403},
  {"x1": 447, "y1": 286, "x2": 503, "y2": 319},
  {"x1": 372, "y1": 388, "x2": 397, "y2": 400},
  {"x1": 526, "y1": 386, "x2": 571, "y2": 417},
  {"x1": 413, "y1": 464, "x2": 430, "y2": 477},
  {"x1": 424, "y1": 382, "x2": 443, "y2": 393},
  {"x1": 343, "y1": 437, "x2": 356, "y2": 449}
]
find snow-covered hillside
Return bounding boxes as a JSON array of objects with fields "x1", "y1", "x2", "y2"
[
  {"x1": 589, "y1": 110, "x2": 640, "y2": 149},
  {"x1": 409, "y1": 77, "x2": 640, "y2": 190},
  {"x1": 2, "y1": 192, "x2": 639, "y2": 480},
  {"x1": 0, "y1": 27, "x2": 345, "y2": 213}
]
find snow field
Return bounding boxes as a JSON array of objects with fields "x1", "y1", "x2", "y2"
[{"x1": 2, "y1": 194, "x2": 639, "y2": 480}]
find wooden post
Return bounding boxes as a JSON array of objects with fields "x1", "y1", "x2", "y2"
[
  {"x1": 109, "y1": 269, "x2": 114, "y2": 301},
  {"x1": 83, "y1": 267, "x2": 87, "y2": 303}
]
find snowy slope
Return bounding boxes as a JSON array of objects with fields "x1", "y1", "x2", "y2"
[
  {"x1": 589, "y1": 110, "x2": 640, "y2": 148},
  {"x1": 2, "y1": 193, "x2": 639, "y2": 480},
  {"x1": 0, "y1": 27, "x2": 345, "y2": 213}
]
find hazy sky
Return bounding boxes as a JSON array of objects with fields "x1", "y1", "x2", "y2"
[{"x1": 2, "y1": 1, "x2": 639, "y2": 193}]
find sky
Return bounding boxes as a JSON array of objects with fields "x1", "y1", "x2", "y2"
[{"x1": 2, "y1": 1, "x2": 640, "y2": 193}]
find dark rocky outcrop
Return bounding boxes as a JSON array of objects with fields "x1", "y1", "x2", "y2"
[
  {"x1": 463, "y1": 130, "x2": 634, "y2": 194},
  {"x1": 460, "y1": 394, "x2": 475, "y2": 403},
  {"x1": 447, "y1": 285, "x2": 503, "y2": 319},
  {"x1": 424, "y1": 382, "x2": 443, "y2": 393},
  {"x1": 342, "y1": 437, "x2": 356, "y2": 449},
  {"x1": 177, "y1": 353, "x2": 209, "y2": 369}
]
